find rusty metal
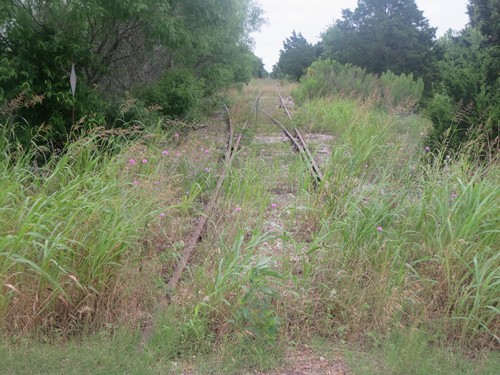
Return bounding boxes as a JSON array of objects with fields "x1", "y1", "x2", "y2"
[
  {"x1": 139, "y1": 105, "x2": 242, "y2": 350},
  {"x1": 274, "y1": 87, "x2": 323, "y2": 185}
]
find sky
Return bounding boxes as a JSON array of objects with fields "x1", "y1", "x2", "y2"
[{"x1": 252, "y1": 0, "x2": 470, "y2": 71}]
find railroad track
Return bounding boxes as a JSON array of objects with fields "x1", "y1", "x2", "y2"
[
  {"x1": 262, "y1": 87, "x2": 323, "y2": 186},
  {"x1": 139, "y1": 89, "x2": 323, "y2": 349}
]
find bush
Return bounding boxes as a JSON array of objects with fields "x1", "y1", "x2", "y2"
[
  {"x1": 293, "y1": 59, "x2": 423, "y2": 112},
  {"x1": 137, "y1": 68, "x2": 206, "y2": 120}
]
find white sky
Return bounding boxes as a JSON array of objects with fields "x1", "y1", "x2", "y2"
[{"x1": 252, "y1": 0, "x2": 470, "y2": 71}]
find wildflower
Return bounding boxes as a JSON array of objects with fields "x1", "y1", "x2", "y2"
[
  {"x1": 142, "y1": 159, "x2": 148, "y2": 164},
  {"x1": 204, "y1": 149, "x2": 210, "y2": 155},
  {"x1": 451, "y1": 192, "x2": 457, "y2": 199},
  {"x1": 377, "y1": 226, "x2": 383, "y2": 232},
  {"x1": 133, "y1": 180, "x2": 139, "y2": 185},
  {"x1": 128, "y1": 159, "x2": 137, "y2": 165},
  {"x1": 162, "y1": 150, "x2": 169, "y2": 156},
  {"x1": 271, "y1": 203, "x2": 277, "y2": 209},
  {"x1": 425, "y1": 146, "x2": 430, "y2": 152},
  {"x1": 176, "y1": 152, "x2": 181, "y2": 157},
  {"x1": 174, "y1": 133, "x2": 179, "y2": 140},
  {"x1": 159, "y1": 213, "x2": 166, "y2": 218},
  {"x1": 204, "y1": 167, "x2": 210, "y2": 172},
  {"x1": 234, "y1": 206, "x2": 241, "y2": 212}
]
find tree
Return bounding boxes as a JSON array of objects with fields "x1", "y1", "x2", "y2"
[
  {"x1": 427, "y1": 28, "x2": 499, "y2": 152},
  {"x1": 466, "y1": 0, "x2": 500, "y2": 87},
  {"x1": 467, "y1": 0, "x2": 500, "y2": 45},
  {"x1": 251, "y1": 55, "x2": 268, "y2": 78},
  {"x1": 321, "y1": 0, "x2": 436, "y2": 79},
  {"x1": 0, "y1": 0, "x2": 264, "y2": 148},
  {"x1": 272, "y1": 31, "x2": 316, "y2": 80}
]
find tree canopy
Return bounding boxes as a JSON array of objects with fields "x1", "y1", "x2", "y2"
[
  {"x1": 321, "y1": 0, "x2": 436, "y2": 79},
  {"x1": 272, "y1": 31, "x2": 317, "y2": 80}
]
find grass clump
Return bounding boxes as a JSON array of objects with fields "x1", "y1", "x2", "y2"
[
  {"x1": 293, "y1": 59, "x2": 424, "y2": 112},
  {"x1": 282, "y1": 96, "x2": 499, "y2": 349},
  {"x1": 0, "y1": 127, "x2": 183, "y2": 335}
]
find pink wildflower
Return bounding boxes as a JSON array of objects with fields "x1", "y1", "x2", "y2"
[
  {"x1": 425, "y1": 146, "x2": 430, "y2": 152},
  {"x1": 271, "y1": 203, "x2": 277, "y2": 209},
  {"x1": 204, "y1": 167, "x2": 210, "y2": 172},
  {"x1": 128, "y1": 159, "x2": 137, "y2": 166},
  {"x1": 234, "y1": 206, "x2": 242, "y2": 212},
  {"x1": 159, "y1": 213, "x2": 166, "y2": 218},
  {"x1": 204, "y1": 149, "x2": 210, "y2": 155},
  {"x1": 142, "y1": 159, "x2": 148, "y2": 164},
  {"x1": 176, "y1": 152, "x2": 181, "y2": 157},
  {"x1": 133, "y1": 180, "x2": 139, "y2": 185},
  {"x1": 377, "y1": 226, "x2": 383, "y2": 232},
  {"x1": 162, "y1": 150, "x2": 169, "y2": 156}
]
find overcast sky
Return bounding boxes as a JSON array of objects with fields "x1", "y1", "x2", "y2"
[{"x1": 252, "y1": 0, "x2": 470, "y2": 71}]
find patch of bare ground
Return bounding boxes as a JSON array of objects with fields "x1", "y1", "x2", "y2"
[{"x1": 258, "y1": 346, "x2": 350, "y2": 375}]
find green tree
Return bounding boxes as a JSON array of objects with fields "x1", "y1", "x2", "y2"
[
  {"x1": 0, "y1": 0, "x2": 264, "y2": 148},
  {"x1": 467, "y1": 0, "x2": 500, "y2": 45},
  {"x1": 251, "y1": 55, "x2": 268, "y2": 78},
  {"x1": 427, "y1": 28, "x2": 499, "y2": 152},
  {"x1": 321, "y1": 0, "x2": 436, "y2": 79},
  {"x1": 272, "y1": 31, "x2": 316, "y2": 80}
]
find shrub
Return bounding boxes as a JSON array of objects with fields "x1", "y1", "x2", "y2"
[
  {"x1": 292, "y1": 59, "x2": 423, "y2": 112},
  {"x1": 137, "y1": 68, "x2": 206, "y2": 120}
]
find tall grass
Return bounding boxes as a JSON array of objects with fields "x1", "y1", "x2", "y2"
[
  {"x1": 283, "y1": 97, "x2": 499, "y2": 348},
  {"x1": 0, "y1": 129, "x2": 166, "y2": 334}
]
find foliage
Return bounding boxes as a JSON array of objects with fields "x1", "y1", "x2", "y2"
[
  {"x1": 426, "y1": 28, "x2": 499, "y2": 152},
  {"x1": 288, "y1": 96, "x2": 499, "y2": 347},
  {"x1": 321, "y1": 0, "x2": 436, "y2": 80},
  {"x1": 292, "y1": 59, "x2": 423, "y2": 111},
  {"x1": 136, "y1": 68, "x2": 206, "y2": 120},
  {"x1": 272, "y1": 31, "x2": 317, "y2": 80},
  {"x1": 468, "y1": 0, "x2": 500, "y2": 45},
  {"x1": 0, "y1": 0, "x2": 264, "y2": 150},
  {"x1": 251, "y1": 55, "x2": 268, "y2": 78},
  {"x1": 0, "y1": 126, "x2": 177, "y2": 334}
]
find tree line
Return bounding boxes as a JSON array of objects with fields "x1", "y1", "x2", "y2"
[
  {"x1": 272, "y1": 0, "x2": 499, "y2": 153},
  {"x1": 0, "y1": 0, "x2": 265, "y2": 150}
]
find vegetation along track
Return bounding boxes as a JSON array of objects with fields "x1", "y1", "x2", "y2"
[
  {"x1": 140, "y1": 84, "x2": 326, "y2": 338},
  {"x1": 3, "y1": 79, "x2": 498, "y2": 374}
]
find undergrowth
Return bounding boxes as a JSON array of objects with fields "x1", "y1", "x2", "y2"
[{"x1": 1, "y1": 79, "x2": 498, "y2": 373}]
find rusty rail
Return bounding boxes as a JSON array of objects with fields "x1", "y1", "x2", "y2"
[
  {"x1": 261, "y1": 110, "x2": 321, "y2": 186},
  {"x1": 139, "y1": 105, "x2": 242, "y2": 350},
  {"x1": 261, "y1": 88, "x2": 324, "y2": 186}
]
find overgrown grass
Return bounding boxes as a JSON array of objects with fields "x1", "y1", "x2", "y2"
[
  {"x1": 344, "y1": 330, "x2": 500, "y2": 375},
  {"x1": 1, "y1": 79, "x2": 498, "y2": 373},
  {"x1": 292, "y1": 59, "x2": 424, "y2": 112},
  {"x1": 281, "y1": 97, "x2": 499, "y2": 349},
  {"x1": 0, "y1": 125, "x2": 193, "y2": 335}
]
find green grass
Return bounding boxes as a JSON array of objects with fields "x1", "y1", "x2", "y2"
[
  {"x1": 345, "y1": 330, "x2": 500, "y2": 375},
  {"x1": 279, "y1": 97, "x2": 499, "y2": 347},
  {"x1": 0, "y1": 332, "x2": 175, "y2": 375},
  {"x1": 0, "y1": 126, "x2": 195, "y2": 334}
]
